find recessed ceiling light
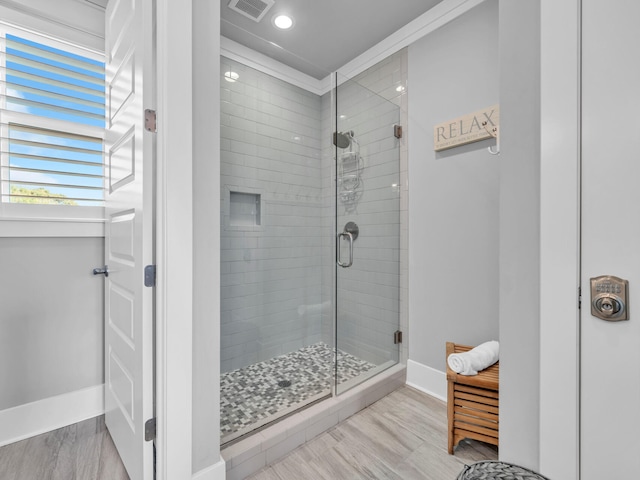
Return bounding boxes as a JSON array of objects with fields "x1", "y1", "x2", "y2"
[
  {"x1": 224, "y1": 71, "x2": 239, "y2": 83},
  {"x1": 273, "y1": 14, "x2": 293, "y2": 29},
  {"x1": 396, "y1": 85, "x2": 405, "y2": 92}
]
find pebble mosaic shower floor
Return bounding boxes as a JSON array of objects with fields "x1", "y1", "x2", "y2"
[{"x1": 220, "y1": 342, "x2": 376, "y2": 442}]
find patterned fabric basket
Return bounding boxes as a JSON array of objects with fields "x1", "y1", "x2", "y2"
[{"x1": 457, "y1": 461, "x2": 550, "y2": 480}]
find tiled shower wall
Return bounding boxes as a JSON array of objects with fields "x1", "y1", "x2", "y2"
[
  {"x1": 220, "y1": 57, "x2": 324, "y2": 373},
  {"x1": 221, "y1": 50, "x2": 409, "y2": 373}
]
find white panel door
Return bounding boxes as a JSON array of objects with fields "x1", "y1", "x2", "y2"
[
  {"x1": 104, "y1": 0, "x2": 155, "y2": 478},
  {"x1": 581, "y1": 0, "x2": 640, "y2": 477}
]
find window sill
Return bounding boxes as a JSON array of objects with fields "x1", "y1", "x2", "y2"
[{"x1": 0, "y1": 204, "x2": 105, "y2": 238}]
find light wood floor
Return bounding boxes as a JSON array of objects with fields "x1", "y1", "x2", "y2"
[
  {"x1": 0, "y1": 386, "x2": 496, "y2": 480},
  {"x1": 248, "y1": 386, "x2": 498, "y2": 480},
  {"x1": 0, "y1": 416, "x2": 129, "y2": 480}
]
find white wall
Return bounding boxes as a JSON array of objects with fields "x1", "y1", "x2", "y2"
[
  {"x1": 498, "y1": 0, "x2": 541, "y2": 471},
  {"x1": 192, "y1": 0, "x2": 223, "y2": 475},
  {"x1": 0, "y1": 0, "x2": 106, "y2": 445},
  {"x1": 406, "y1": 2, "x2": 543, "y2": 470},
  {"x1": 0, "y1": 237, "x2": 104, "y2": 410},
  {"x1": 407, "y1": 0, "x2": 499, "y2": 383}
]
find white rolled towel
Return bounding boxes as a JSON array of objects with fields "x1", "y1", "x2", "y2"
[{"x1": 447, "y1": 341, "x2": 499, "y2": 376}]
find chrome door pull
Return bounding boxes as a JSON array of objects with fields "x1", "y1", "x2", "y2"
[
  {"x1": 93, "y1": 265, "x2": 109, "y2": 277},
  {"x1": 337, "y1": 232, "x2": 353, "y2": 268}
]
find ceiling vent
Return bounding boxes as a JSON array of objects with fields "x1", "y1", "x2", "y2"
[{"x1": 228, "y1": 0, "x2": 275, "y2": 23}]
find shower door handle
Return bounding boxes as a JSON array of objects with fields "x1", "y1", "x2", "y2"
[{"x1": 337, "y1": 232, "x2": 354, "y2": 268}]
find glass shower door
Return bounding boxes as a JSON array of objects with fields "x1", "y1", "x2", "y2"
[{"x1": 334, "y1": 74, "x2": 401, "y2": 394}]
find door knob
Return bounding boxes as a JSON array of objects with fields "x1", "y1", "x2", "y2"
[
  {"x1": 594, "y1": 296, "x2": 622, "y2": 317},
  {"x1": 590, "y1": 275, "x2": 628, "y2": 321},
  {"x1": 93, "y1": 265, "x2": 109, "y2": 277}
]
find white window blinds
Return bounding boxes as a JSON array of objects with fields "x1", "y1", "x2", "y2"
[{"x1": 0, "y1": 26, "x2": 105, "y2": 206}]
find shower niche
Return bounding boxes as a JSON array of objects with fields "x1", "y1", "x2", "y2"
[
  {"x1": 229, "y1": 191, "x2": 261, "y2": 227},
  {"x1": 220, "y1": 55, "x2": 403, "y2": 445}
]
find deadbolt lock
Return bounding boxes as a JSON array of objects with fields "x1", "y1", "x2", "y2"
[{"x1": 590, "y1": 275, "x2": 629, "y2": 321}]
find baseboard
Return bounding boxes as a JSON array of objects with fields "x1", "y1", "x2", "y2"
[
  {"x1": 0, "y1": 384, "x2": 104, "y2": 447},
  {"x1": 406, "y1": 359, "x2": 447, "y2": 401},
  {"x1": 193, "y1": 459, "x2": 226, "y2": 480}
]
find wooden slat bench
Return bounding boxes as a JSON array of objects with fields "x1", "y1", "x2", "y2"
[{"x1": 446, "y1": 341, "x2": 499, "y2": 454}]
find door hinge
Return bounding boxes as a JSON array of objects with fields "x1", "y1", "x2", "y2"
[
  {"x1": 394, "y1": 124, "x2": 402, "y2": 139},
  {"x1": 394, "y1": 330, "x2": 403, "y2": 344},
  {"x1": 578, "y1": 286, "x2": 582, "y2": 309},
  {"x1": 144, "y1": 265, "x2": 156, "y2": 287},
  {"x1": 145, "y1": 109, "x2": 157, "y2": 133},
  {"x1": 145, "y1": 417, "x2": 156, "y2": 441}
]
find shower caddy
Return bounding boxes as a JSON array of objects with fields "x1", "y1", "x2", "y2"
[{"x1": 336, "y1": 130, "x2": 363, "y2": 210}]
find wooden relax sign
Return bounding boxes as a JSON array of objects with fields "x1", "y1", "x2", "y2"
[{"x1": 433, "y1": 105, "x2": 499, "y2": 151}]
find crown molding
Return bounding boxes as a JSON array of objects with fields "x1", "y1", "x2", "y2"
[
  {"x1": 221, "y1": 36, "x2": 325, "y2": 96},
  {"x1": 332, "y1": 0, "x2": 486, "y2": 86}
]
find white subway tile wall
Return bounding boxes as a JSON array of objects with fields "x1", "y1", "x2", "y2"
[
  {"x1": 221, "y1": 58, "x2": 325, "y2": 373},
  {"x1": 221, "y1": 50, "x2": 408, "y2": 380}
]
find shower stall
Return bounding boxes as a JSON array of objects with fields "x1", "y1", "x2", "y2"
[{"x1": 220, "y1": 54, "x2": 404, "y2": 444}]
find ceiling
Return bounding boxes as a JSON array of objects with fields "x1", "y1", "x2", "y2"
[
  {"x1": 88, "y1": 1, "x2": 444, "y2": 79},
  {"x1": 221, "y1": 0, "x2": 444, "y2": 79}
]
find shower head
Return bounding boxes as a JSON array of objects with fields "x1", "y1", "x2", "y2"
[{"x1": 333, "y1": 130, "x2": 354, "y2": 149}]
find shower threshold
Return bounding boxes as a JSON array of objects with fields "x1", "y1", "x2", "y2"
[
  {"x1": 220, "y1": 342, "x2": 377, "y2": 445},
  {"x1": 221, "y1": 363, "x2": 407, "y2": 479}
]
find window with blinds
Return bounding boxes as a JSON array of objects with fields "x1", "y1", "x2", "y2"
[{"x1": 0, "y1": 27, "x2": 105, "y2": 206}]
